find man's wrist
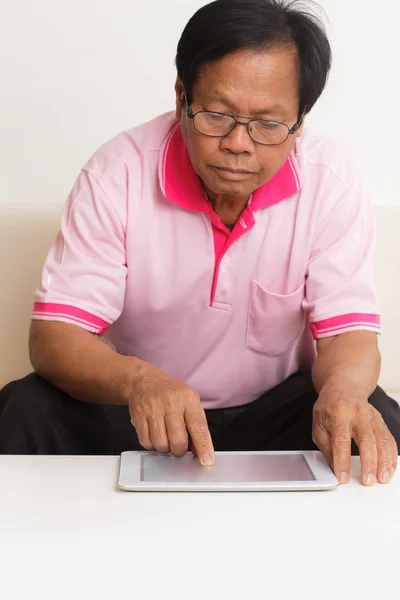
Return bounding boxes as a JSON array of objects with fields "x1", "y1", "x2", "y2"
[
  {"x1": 117, "y1": 355, "x2": 144, "y2": 405},
  {"x1": 119, "y1": 355, "x2": 162, "y2": 405},
  {"x1": 318, "y1": 372, "x2": 372, "y2": 403}
]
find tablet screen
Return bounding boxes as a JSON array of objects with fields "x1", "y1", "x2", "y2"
[{"x1": 141, "y1": 453, "x2": 315, "y2": 483}]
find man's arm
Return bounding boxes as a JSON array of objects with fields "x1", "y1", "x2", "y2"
[
  {"x1": 313, "y1": 330, "x2": 380, "y2": 398},
  {"x1": 29, "y1": 320, "x2": 144, "y2": 405},
  {"x1": 311, "y1": 330, "x2": 397, "y2": 485}
]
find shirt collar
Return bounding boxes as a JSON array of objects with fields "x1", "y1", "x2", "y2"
[{"x1": 159, "y1": 121, "x2": 302, "y2": 212}]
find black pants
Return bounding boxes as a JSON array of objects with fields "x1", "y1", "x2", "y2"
[{"x1": 1, "y1": 371, "x2": 400, "y2": 455}]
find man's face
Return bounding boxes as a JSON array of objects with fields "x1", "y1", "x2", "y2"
[{"x1": 176, "y1": 47, "x2": 305, "y2": 199}]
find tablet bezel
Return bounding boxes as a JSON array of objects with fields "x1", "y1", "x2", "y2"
[{"x1": 118, "y1": 450, "x2": 339, "y2": 492}]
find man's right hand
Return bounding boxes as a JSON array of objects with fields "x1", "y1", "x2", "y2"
[
  {"x1": 129, "y1": 366, "x2": 215, "y2": 466},
  {"x1": 29, "y1": 321, "x2": 214, "y2": 464}
]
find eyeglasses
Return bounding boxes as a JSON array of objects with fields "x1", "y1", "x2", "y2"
[{"x1": 184, "y1": 93, "x2": 304, "y2": 146}]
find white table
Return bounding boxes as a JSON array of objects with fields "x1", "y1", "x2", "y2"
[{"x1": 1, "y1": 456, "x2": 399, "y2": 600}]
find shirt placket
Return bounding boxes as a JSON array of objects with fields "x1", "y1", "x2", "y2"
[{"x1": 209, "y1": 206, "x2": 256, "y2": 309}]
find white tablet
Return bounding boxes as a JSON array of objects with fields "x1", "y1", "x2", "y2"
[{"x1": 118, "y1": 450, "x2": 339, "y2": 492}]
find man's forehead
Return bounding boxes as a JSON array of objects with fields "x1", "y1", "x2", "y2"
[
  {"x1": 193, "y1": 83, "x2": 296, "y2": 117},
  {"x1": 199, "y1": 90, "x2": 286, "y2": 116}
]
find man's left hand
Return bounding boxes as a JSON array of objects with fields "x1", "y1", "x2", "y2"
[{"x1": 312, "y1": 391, "x2": 398, "y2": 486}]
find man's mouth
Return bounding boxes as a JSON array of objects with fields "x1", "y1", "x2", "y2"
[{"x1": 212, "y1": 166, "x2": 254, "y2": 180}]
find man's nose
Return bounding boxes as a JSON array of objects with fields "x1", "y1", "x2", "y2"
[{"x1": 220, "y1": 121, "x2": 254, "y2": 154}]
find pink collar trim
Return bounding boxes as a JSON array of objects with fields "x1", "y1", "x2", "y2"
[{"x1": 159, "y1": 122, "x2": 302, "y2": 212}]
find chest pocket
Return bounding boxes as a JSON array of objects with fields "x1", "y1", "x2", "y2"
[{"x1": 246, "y1": 281, "x2": 306, "y2": 357}]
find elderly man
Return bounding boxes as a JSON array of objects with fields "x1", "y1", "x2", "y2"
[{"x1": 1, "y1": 0, "x2": 399, "y2": 486}]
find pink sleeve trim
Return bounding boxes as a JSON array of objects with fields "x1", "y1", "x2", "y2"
[
  {"x1": 310, "y1": 313, "x2": 381, "y2": 340},
  {"x1": 32, "y1": 302, "x2": 110, "y2": 335}
]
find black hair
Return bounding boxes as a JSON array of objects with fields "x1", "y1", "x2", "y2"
[{"x1": 175, "y1": 0, "x2": 332, "y2": 119}]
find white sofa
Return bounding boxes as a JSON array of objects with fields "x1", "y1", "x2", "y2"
[{"x1": 1, "y1": 205, "x2": 398, "y2": 391}]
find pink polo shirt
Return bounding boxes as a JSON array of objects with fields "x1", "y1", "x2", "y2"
[{"x1": 32, "y1": 111, "x2": 380, "y2": 409}]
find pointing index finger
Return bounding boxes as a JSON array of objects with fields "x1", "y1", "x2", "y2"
[{"x1": 185, "y1": 401, "x2": 215, "y2": 467}]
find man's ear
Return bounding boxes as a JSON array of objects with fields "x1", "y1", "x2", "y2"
[
  {"x1": 296, "y1": 121, "x2": 305, "y2": 138},
  {"x1": 175, "y1": 78, "x2": 185, "y2": 120}
]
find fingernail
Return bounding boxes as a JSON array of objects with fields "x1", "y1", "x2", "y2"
[
  {"x1": 380, "y1": 470, "x2": 390, "y2": 484},
  {"x1": 200, "y1": 454, "x2": 214, "y2": 467},
  {"x1": 338, "y1": 472, "x2": 348, "y2": 484},
  {"x1": 366, "y1": 474, "x2": 376, "y2": 486},
  {"x1": 391, "y1": 467, "x2": 396, "y2": 479}
]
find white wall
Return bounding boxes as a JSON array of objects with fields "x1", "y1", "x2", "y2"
[{"x1": 1, "y1": 0, "x2": 399, "y2": 386}]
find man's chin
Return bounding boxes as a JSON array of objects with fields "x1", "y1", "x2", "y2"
[{"x1": 202, "y1": 176, "x2": 257, "y2": 199}]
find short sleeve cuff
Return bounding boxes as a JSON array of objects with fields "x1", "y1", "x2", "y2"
[
  {"x1": 32, "y1": 302, "x2": 111, "y2": 336},
  {"x1": 310, "y1": 313, "x2": 381, "y2": 340}
]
